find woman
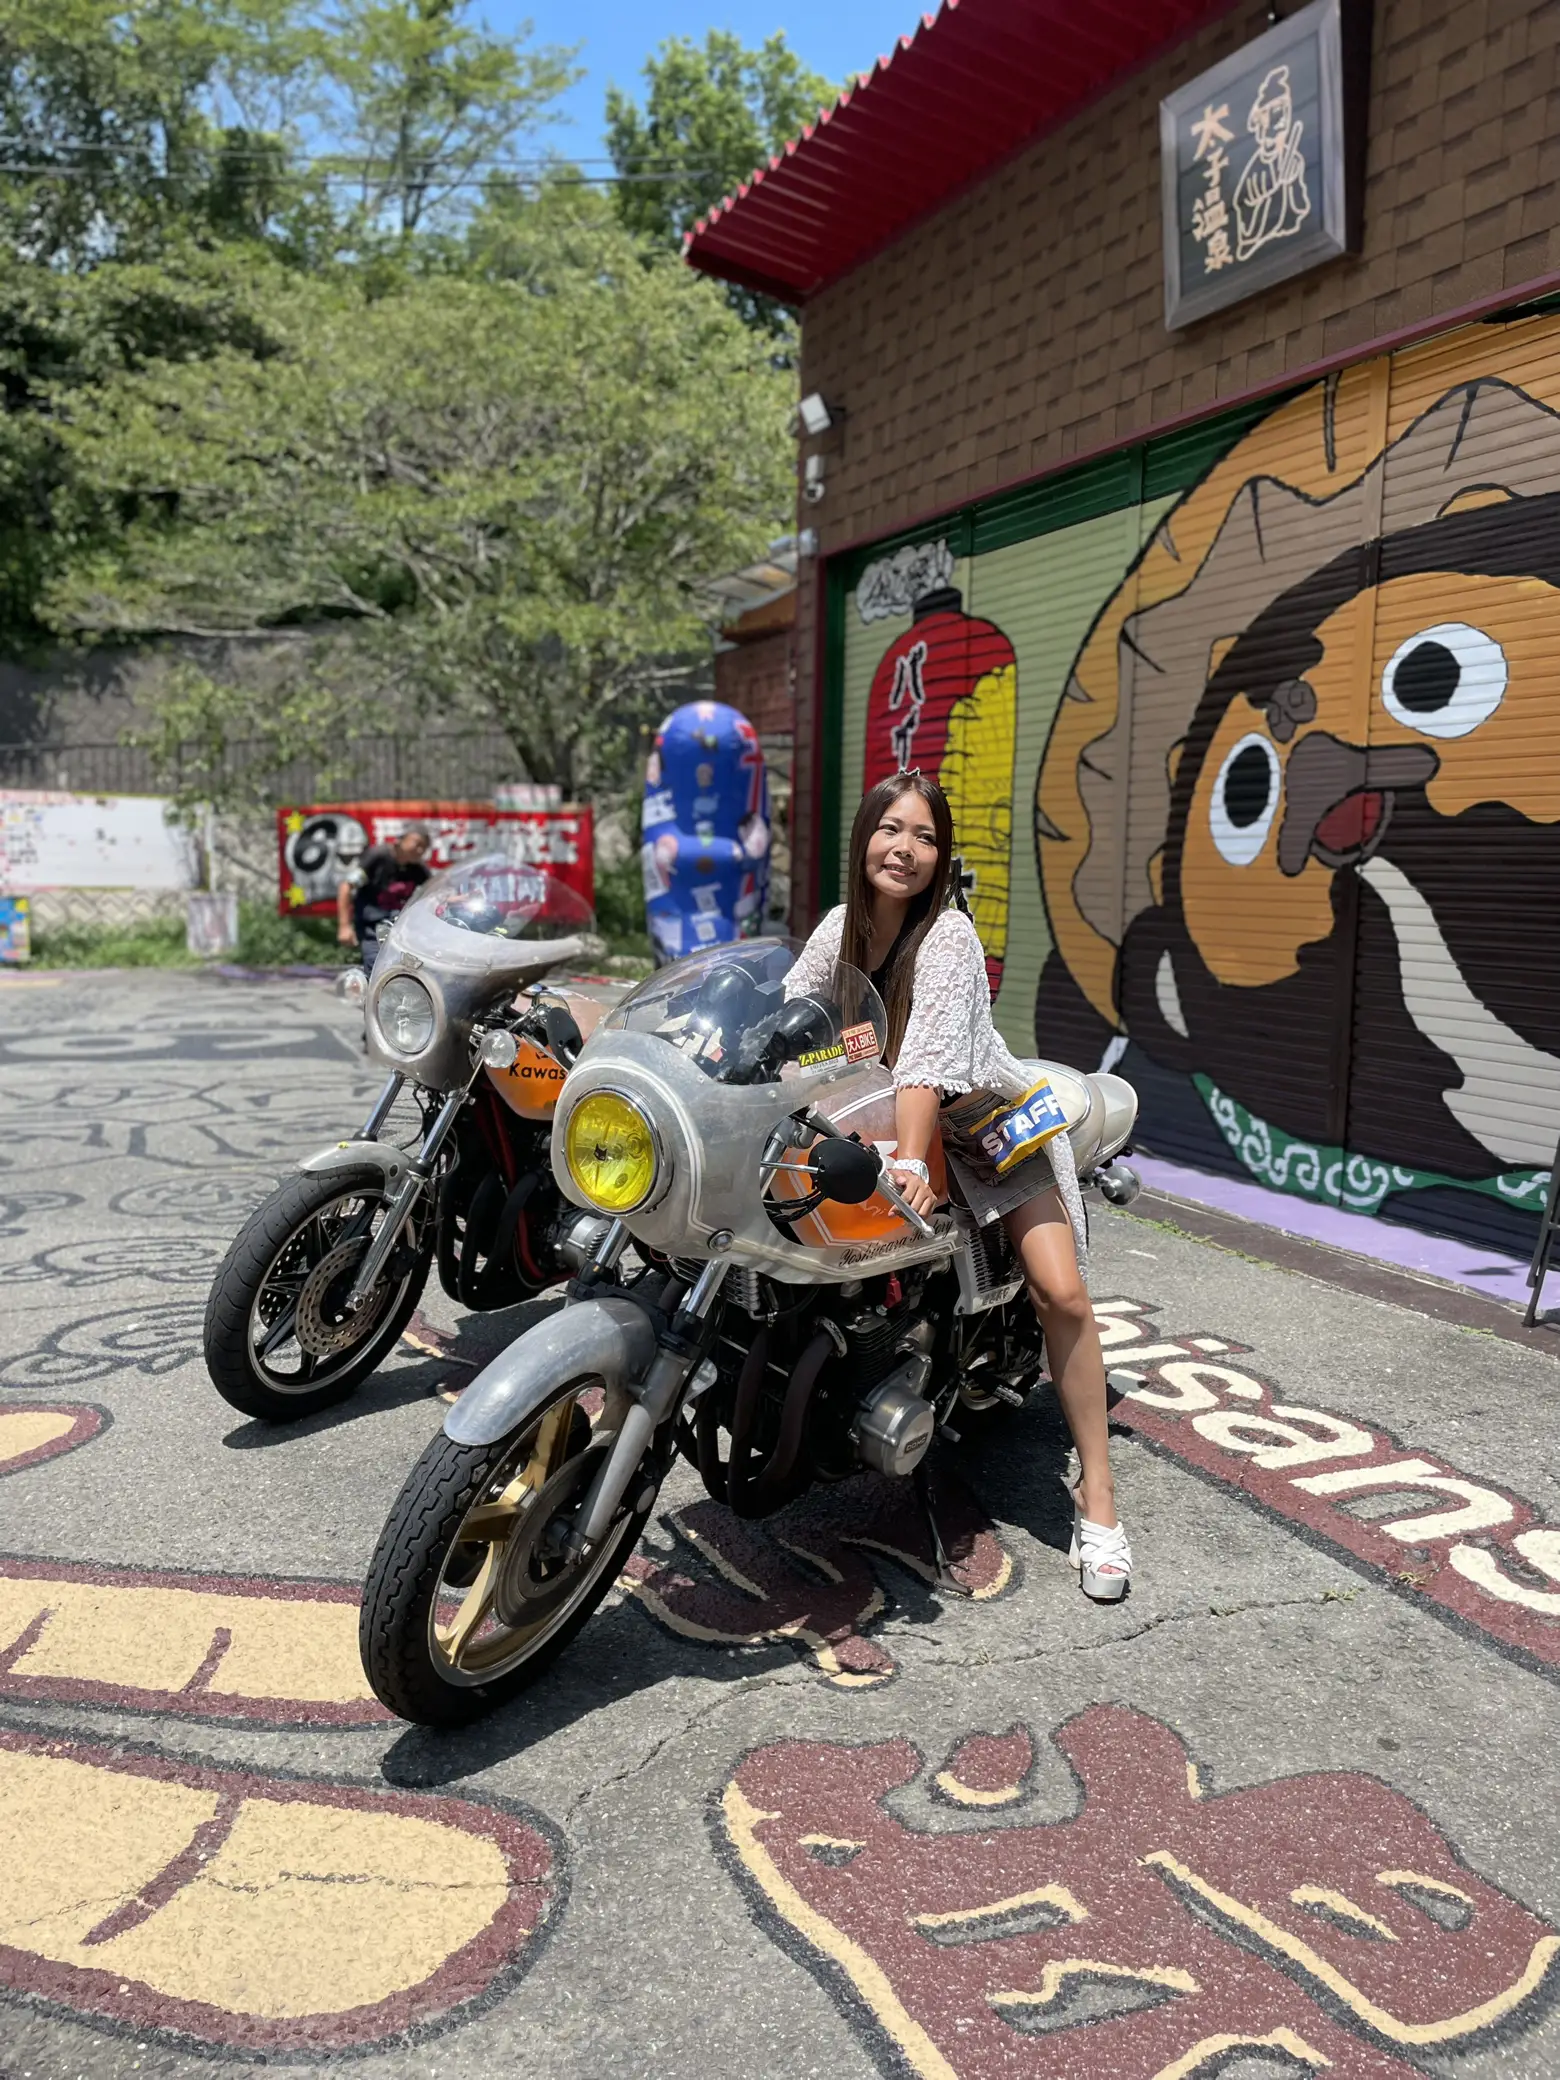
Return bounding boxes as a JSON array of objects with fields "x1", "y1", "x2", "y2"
[{"x1": 788, "y1": 773, "x2": 1131, "y2": 1600}]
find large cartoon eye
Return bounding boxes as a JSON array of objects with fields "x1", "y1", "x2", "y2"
[
  {"x1": 1208, "y1": 732, "x2": 1281, "y2": 866},
  {"x1": 1381, "y1": 622, "x2": 1506, "y2": 739}
]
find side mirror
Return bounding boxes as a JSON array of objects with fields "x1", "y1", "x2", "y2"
[
  {"x1": 808, "y1": 1135, "x2": 880, "y2": 1206},
  {"x1": 759, "y1": 993, "x2": 840, "y2": 1070},
  {"x1": 542, "y1": 1002, "x2": 584, "y2": 1067}
]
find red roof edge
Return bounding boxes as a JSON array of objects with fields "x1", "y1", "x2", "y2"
[{"x1": 684, "y1": 0, "x2": 1242, "y2": 305}]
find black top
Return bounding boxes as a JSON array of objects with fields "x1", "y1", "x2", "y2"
[
  {"x1": 357, "y1": 846, "x2": 430, "y2": 919},
  {"x1": 869, "y1": 916, "x2": 915, "y2": 1000}
]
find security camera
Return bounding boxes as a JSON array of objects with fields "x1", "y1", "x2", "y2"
[
  {"x1": 797, "y1": 392, "x2": 835, "y2": 438},
  {"x1": 802, "y1": 452, "x2": 826, "y2": 504}
]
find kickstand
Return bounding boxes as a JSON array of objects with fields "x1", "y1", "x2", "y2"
[{"x1": 915, "y1": 1460, "x2": 972, "y2": 1598}]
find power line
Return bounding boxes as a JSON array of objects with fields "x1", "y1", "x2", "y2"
[
  {"x1": 0, "y1": 159, "x2": 722, "y2": 188},
  {"x1": 0, "y1": 136, "x2": 734, "y2": 177},
  {"x1": 0, "y1": 137, "x2": 703, "y2": 167}
]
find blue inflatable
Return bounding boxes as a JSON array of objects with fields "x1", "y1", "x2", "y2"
[{"x1": 641, "y1": 700, "x2": 770, "y2": 963}]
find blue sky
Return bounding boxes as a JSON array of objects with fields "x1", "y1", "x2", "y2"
[{"x1": 480, "y1": 0, "x2": 924, "y2": 161}]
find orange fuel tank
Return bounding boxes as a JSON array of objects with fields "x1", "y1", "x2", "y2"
[{"x1": 766, "y1": 1074, "x2": 948, "y2": 1250}]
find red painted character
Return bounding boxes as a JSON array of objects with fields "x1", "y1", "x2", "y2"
[{"x1": 723, "y1": 1705, "x2": 1560, "y2": 2077}]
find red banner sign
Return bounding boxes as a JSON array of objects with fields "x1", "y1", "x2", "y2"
[{"x1": 276, "y1": 801, "x2": 593, "y2": 917}]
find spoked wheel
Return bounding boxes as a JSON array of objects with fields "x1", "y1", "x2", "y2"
[
  {"x1": 203, "y1": 1165, "x2": 431, "y2": 1421},
  {"x1": 359, "y1": 1380, "x2": 650, "y2": 1726}
]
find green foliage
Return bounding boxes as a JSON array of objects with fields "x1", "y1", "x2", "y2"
[
  {"x1": 0, "y1": 0, "x2": 575, "y2": 647},
  {"x1": 29, "y1": 901, "x2": 351, "y2": 968},
  {"x1": 0, "y1": 0, "x2": 811, "y2": 812},
  {"x1": 46, "y1": 199, "x2": 795, "y2": 800},
  {"x1": 593, "y1": 852, "x2": 645, "y2": 945},
  {"x1": 232, "y1": 901, "x2": 357, "y2": 964},
  {"x1": 606, "y1": 31, "x2": 833, "y2": 333},
  {"x1": 123, "y1": 656, "x2": 362, "y2": 819},
  {"x1": 318, "y1": 0, "x2": 580, "y2": 239},
  {"x1": 0, "y1": 243, "x2": 295, "y2": 646},
  {"x1": 29, "y1": 914, "x2": 195, "y2": 968}
]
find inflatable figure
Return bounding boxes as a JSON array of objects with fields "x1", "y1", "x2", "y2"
[{"x1": 641, "y1": 701, "x2": 769, "y2": 962}]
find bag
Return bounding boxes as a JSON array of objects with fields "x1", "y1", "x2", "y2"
[{"x1": 941, "y1": 1077, "x2": 1069, "y2": 1183}]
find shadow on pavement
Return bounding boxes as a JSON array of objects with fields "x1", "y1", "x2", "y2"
[
  {"x1": 219, "y1": 1295, "x2": 565, "y2": 1447},
  {"x1": 378, "y1": 1392, "x2": 1094, "y2": 1787}
]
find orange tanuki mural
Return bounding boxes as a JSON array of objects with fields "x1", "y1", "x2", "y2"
[{"x1": 1033, "y1": 312, "x2": 1560, "y2": 1237}]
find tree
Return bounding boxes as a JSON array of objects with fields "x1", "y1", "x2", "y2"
[
  {"x1": 44, "y1": 194, "x2": 795, "y2": 798},
  {"x1": 0, "y1": 0, "x2": 325, "y2": 267},
  {"x1": 317, "y1": 0, "x2": 578, "y2": 240},
  {"x1": 0, "y1": 0, "x2": 574, "y2": 652},
  {"x1": 605, "y1": 31, "x2": 833, "y2": 333},
  {"x1": 0, "y1": 242, "x2": 297, "y2": 648}
]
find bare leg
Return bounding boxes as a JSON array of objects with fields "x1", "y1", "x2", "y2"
[{"x1": 1004, "y1": 1187, "x2": 1116, "y2": 1529}]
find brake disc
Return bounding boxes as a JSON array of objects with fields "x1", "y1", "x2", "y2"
[
  {"x1": 492, "y1": 1448, "x2": 605, "y2": 1630},
  {"x1": 294, "y1": 1237, "x2": 392, "y2": 1356}
]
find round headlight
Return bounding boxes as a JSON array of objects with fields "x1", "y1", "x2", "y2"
[
  {"x1": 375, "y1": 974, "x2": 436, "y2": 1055},
  {"x1": 564, "y1": 1091, "x2": 659, "y2": 1214}
]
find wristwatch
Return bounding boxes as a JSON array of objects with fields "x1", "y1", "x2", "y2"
[{"x1": 888, "y1": 1158, "x2": 930, "y2": 1183}]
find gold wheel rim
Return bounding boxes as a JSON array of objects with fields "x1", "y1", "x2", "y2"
[{"x1": 429, "y1": 1390, "x2": 617, "y2": 1686}]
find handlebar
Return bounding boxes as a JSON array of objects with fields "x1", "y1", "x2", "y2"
[
  {"x1": 870, "y1": 1165, "x2": 938, "y2": 1241},
  {"x1": 799, "y1": 1110, "x2": 938, "y2": 1240}
]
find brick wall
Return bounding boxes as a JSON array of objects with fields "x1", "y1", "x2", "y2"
[
  {"x1": 790, "y1": 0, "x2": 1560, "y2": 922},
  {"x1": 714, "y1": 631, "x2": 793, "y2": 740}
]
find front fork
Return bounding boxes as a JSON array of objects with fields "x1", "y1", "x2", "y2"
[
  {"x1": 567, "y1": 1248, "x2": 730, "y2": 1556},
  {"x1": 343, "y1": 1082, "x2": 470, "y2": 1311}
]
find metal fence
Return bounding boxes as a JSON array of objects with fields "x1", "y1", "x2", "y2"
[{"x1": 0, "y1": 730, "x2": 523, "y2": 801}]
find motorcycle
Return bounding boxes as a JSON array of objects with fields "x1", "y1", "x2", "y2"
[
  {"x1": 203, "y1": 856, "x2": 629, "y2": 1422},
  {"x1": 358, "y1": 935, "x2": 1141, "y2": 1726}
]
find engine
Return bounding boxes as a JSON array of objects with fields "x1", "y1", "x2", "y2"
[{"x1": 695, "y1": 1270, "x2": 943, "y2": 1514}]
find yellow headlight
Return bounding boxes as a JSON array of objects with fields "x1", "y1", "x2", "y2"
[{"x1": 564, "y1": 1091, "x2": 659, "y2": 1214}]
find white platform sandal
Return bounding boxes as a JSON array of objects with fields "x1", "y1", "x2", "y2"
[{"x1": 1066, "y1": 1479, "x2": 1133, "y2": 1602}]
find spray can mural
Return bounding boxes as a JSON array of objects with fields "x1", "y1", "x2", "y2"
[
  {"x1": 859, "y1": 545, "x2": 1016, "y2": 999},
  {"x1": 642, "y1": 701, "x2": 770, "y2": 963}
]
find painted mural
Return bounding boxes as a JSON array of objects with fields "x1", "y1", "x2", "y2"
[
  {"x1": 837, "y1": 307, "x2": 1560, "y2": 1251},
  {"x1": 858, "y1": 541, "x2": 1015, "y2": 998}
]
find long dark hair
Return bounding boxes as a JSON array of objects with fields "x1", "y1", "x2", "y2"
[{"x1": 839, "y1": 773, "x2": 956, "y2": 1065}]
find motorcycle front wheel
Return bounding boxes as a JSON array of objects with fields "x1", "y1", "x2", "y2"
[
  {"x1": 203, "y1": 1166, "x2": 431, "y2": 1421},
  {"x1": 359, "y1": 1380, "x2": 649, "y2": 1726}
]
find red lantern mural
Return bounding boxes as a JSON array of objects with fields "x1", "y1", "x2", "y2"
[{"x1": 863, "y1": 582, "x2": 1017, "y2": 998}]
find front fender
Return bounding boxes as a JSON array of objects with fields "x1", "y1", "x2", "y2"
[
  {"x1": 298, "y1": 1140, "x2": 412, "y2": 1184},
  {"x1": 443, "y1": 1297, "x2": 658, "y2": 1447}
]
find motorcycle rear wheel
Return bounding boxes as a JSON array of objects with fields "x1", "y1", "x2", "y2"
[
  {"x1": 359, "y1": 1381, "x2": 648, "y2": 1726},
  {"x1": 203, "y1": 1165, "x2": 430, "y2": 1421}
]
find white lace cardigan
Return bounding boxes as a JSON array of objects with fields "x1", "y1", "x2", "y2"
[
  {"x1": 786, "y1": 904, "x2": 1032, "y2": 1097},
  {"x1": 787, "y1": 903, "x2": 1089, "y2": 1269}
]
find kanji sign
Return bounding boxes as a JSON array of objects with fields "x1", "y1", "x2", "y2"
[{"x1": 1160, "y1": 0, "x2": 1370, "y2": 329}]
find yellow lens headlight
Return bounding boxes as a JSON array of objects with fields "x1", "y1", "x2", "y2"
[{"x1": 564, "y1": 1091, "x2": 659, "y2": 1214}]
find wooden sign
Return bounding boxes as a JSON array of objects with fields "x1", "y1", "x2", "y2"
[{"x1": 1160, "y1": 0, "x2": 1371, "y2": 329}]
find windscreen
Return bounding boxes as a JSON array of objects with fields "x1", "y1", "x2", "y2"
[
  {"x1": 603, "y1": 937, "x2": 887, "y2": 1087},
  {"x1": 412, "y1": 855, "x2": 596, "y2": 941}
]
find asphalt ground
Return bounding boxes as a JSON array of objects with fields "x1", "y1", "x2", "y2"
[{"x1": 2, "y1": 968, "x2": 1560, "y2": 2080}]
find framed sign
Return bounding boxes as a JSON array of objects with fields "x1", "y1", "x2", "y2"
[
  {"x1": 1161, "y1": 0, "x2": 1371, "y2": 330},
  {"x1": 275, "y1": 800, "x2": 593, "y2": 916}
]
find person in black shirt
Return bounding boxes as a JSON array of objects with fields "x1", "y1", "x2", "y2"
[{"x1": 337, "y1": 827, "x2": 431, "y2": 971}]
